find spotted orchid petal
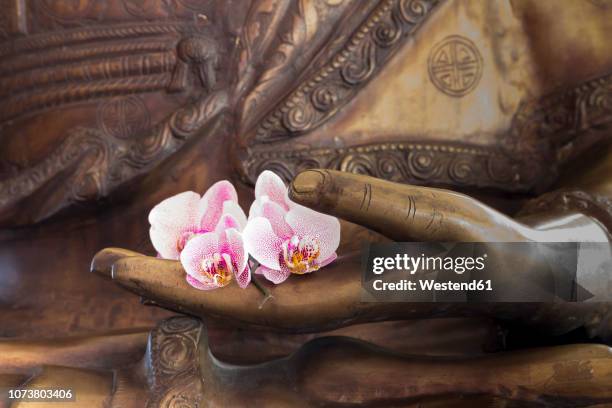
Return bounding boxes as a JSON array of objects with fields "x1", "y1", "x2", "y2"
[
  {"x1": 186, "y1": 275, "x2": 220, "y2": 290},
  {"x1": 234, "y1": 265, "x2": 251, "y2": 289},
  {"x1": 221, "y1": 200, "x2": 247, "y2": 231},
  {"x1": 198, "y1": 180, "x2": 240, "y2": 232},
  {"x1": 285, "y1": 204, "x2": 340, "y2": 263},
  {"x1": 221, "y1": 228, "x2": 250, "y2": 287},
  {"x1": 254, "y1": 170, "x2": 291, "y2": 211},
  {"x1": 149, "y1": 179, "x2": 248, "y2": 261},
  {"x1": 148, "y1": 191, "x2": 201, "y2": 260},
  {"x1": 256, "y1": 200, "x2": 293, "y2": 238},
  {"x1": 215, "y1": 214, "x2": 242, "y2": 234},
  {"x1": 318, "y1": 252, "x2": 338, "y2": 269},
  {"x1": 243, "y1": 217, "x2": 284, "y2": 270},
  {"x1": 244, "y1": 171, "x2": 341, "y2": 284},
  {"x1": 180, "y1": 231, "x2": 250, "y2": 290},
  {"x1": 255, "y1": 265, "x2": 291, "y2": 284},
  {"x1": 180, "y1": 233, "x2": 220, "y2": 280}
]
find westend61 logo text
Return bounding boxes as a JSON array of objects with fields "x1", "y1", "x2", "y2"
[
  {"x1": 372, "y1": 253, "x2": 488, "y2": 275},
  {"x1": 369, "y1": 253, "x2": 492, "y2": 293},
  {"x1": 363, "y1": 242, "x2": 606, "y2": 302}
]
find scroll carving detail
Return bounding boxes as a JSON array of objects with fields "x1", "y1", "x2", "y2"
[
  {"x1": 0, "y1": 91, "x2": 229, "y2": 224},
  {"x1": 244, "y1": 70, "x2": 612, "y2": 193},
  {"x1": 243, "y1": 141, "x2": 525, "y2": 191},
  {"x1": 147, "y1": 316, "x2": 204, "y2": 408},
  {"x1": 252, "y1": 0, "x2": 440, "y2": 143},
  {"x1": 502, "y1": 71, "x2": 612, "y2": 163}
]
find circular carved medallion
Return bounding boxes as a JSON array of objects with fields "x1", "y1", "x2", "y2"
[
  {"x1": 98, "y1": 96, "x2": 150, "y2": 140},
  {"x1": 428, "y1": 35, "x2": 483, "y2": 97}
]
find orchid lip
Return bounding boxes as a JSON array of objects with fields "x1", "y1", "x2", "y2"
[
  {"x1": 200, "y1": 252, "x2": 234, "y2": 287},
  {"x1": 281, "y1": 235, "x2": 321, "y2": 274}
]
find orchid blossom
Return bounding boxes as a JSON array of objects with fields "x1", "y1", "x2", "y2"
[
  {"x1": 243, "y1": 171, "x2": 340, "y2": 284},
  {"x1": 180, "y1": 223, "x2": 250, "y2": 290},
  {"x1": 148, "y1": 181, "x2": 250, "y2": 289}
]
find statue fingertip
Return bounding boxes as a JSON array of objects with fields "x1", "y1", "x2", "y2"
[{"x1": 290, "y1": 169, "x2": 329, "y2": 203}]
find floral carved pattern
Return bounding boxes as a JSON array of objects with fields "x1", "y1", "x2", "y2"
[
  {"x1": 147, "y1": 316, "x2": 204, "y2": 408},
  {"x1": 252, "y1": 0, "x2": 440, "y2": 143}
]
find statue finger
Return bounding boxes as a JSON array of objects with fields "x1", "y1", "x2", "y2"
[{"x1": 288, "y1": 169, "x2": 522, "y2": 241}]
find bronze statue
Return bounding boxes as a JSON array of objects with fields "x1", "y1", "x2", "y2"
[{"x1": 1, "y1": 0, "x2": 612, "y2": 406}]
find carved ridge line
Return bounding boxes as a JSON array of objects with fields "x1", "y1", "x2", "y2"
[
  {"x1": 252, "y1": 0, "x2": 439, "y2": 143},
  {"x1": 0, "y1": 36, "x2": 177, "y2": 75},
  {"x1": 0, "y1": 21, "x2": 194, "y2": 58},
  {"x1": 0, "y1": 73, "x2": 172, "y2": 125},
  {"x1": 250, "y1": 141, "x2": 494, "y2": 160},
  {"x1": 0, "y1": 51, "x2": 176, "y2": 99}
]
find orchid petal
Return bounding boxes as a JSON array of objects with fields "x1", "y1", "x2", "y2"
[
  {"x1": 149, "y1": 225, "x2": 179, "y2": 260},
  {"x1": 215, "y1": 214, "x2": 241, "y2": 235},
  {"x1": 234, "y1": 266, "x2": 251, "y2": 288},
  {"x1": 148, "y1": 191, "x2": 201, "y2": 259},
  {"x1": 318, "y1": 252, "x2": 338, "y2": 268},
  {"x1": 199, "y1": 180, "x2": 239, "y2": 231},
  {"x1": 220, "y1": 228, "x2": 248, "y2": 273},
  {"x1": 186, "y1": 275, "x2": 220, "y2": 291},
  {"x1": 254, "y1": 171, "x2": 290, "y2": 210},
  {"x1": 248, "y1": 197, "x2": 265, "y2": 220},
  {"x1": 256, "y1": 265, "x2": 291, "y2": 284},
  {"x1": 148, "y1": 191, "x2": 201, "y2": 228},
  {"x1": 180, "y1": 232, "x2": 220, "y2": 280},
  {"x1": 222, "y1": 200, "x2": 247, "y2": 231},
  {"x1": 258, "y1": 200, "x2": 292, "y2": 238},
  {"x1": 243, "y1": 217, "x2": 283, "y2": 270},
  {"x1": 285, "y1": 204, "x2": 340, "y2": 262}
]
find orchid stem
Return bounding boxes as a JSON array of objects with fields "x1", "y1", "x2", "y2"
[
  {"x1": 249, "y1": 257, "x2": 273, "y2": 309},
  {"x1": 252, "y1": 277, "x2": 273, "y2": 309}
]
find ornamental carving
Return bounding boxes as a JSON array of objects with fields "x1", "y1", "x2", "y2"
[
  {"x1": 243, "y1": 141, "x2": 527, "y2": 192},
  {"x1": 244, "y1": 70, "x2": 612, "y2": 194},
  {"x1": 147, "y1": 316, "x2": 204, "y2": 408},
  {"x1": 252, "y1": 0, "x2": 440, "y2": 143},
  {"x1": 0, "y1": 21, "x2": 217, "y2": 125},
  {"x1": 501, "y1": 70, "x2": 612, "y2": 163},
  {"x1": 98, "y1": 96, "x2": 151, "y2": 140},
  {"x1": 427, "y1": 35, "x2": 483, "y2": 97},
  {"x1": 0, "y1": 90, "x2": 228, "y2": 223}
]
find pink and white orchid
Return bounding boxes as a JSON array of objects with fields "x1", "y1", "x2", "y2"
[
  {"x1": 180, "y1": 225, "x2": 250, "y2": 290},
  {"x1": 148, "y1": 180, "x2": 250, "y2": 289},
  {"x1": 243, "y1": 171, "x2": 340, "y2": 284}
]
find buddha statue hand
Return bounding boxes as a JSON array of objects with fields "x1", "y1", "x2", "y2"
[{"x1": 92, "y1": 170, "x2": 612, "y2": 336}]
